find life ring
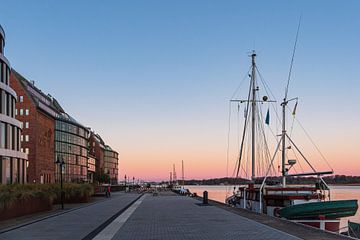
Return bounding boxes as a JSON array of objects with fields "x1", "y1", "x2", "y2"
[
  {"x1": 246, "y1": 200, "x2": 252, "y2": 209},
  {"x1": 273, "y1": 207, "x2": 281, "y2": 217}
]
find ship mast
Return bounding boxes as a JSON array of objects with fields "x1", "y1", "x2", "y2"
[
  {"x1": 281, "y1": 99, "x2": 287, "y2": 186},
  {"x1": 251, "y1": 53, "x2": 257, "y2": 181}
]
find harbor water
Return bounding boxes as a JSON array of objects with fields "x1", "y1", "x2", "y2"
[{"x1": 186, "y1": 185, "x2": 360, "y2": 230}]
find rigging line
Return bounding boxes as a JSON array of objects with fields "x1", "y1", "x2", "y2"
[
  {"x1": 257, "y1": 107, "x2": 277, "y2": 175},
  {"x1": 255, "y1": 66, "x2": 277, "y2": 102},
  {"x1": 226, "y1": 101, "x2": 232, "y2": 179},
  {"x1": 230, "y1": 66, "x2": 252, "y2": 99},
  {"x1": 256, "y1": 67, "x2": 282, "y2": 125},
  {"x1": 293, "y1": 116, "x2": 333, "y2": 171},
  {"x1": 235, "y1": 73, "x2": 253, "y2": 179},
  {"x1": 290, "y1": 141, "x2": 304, "y2": 173},
  {"x1": 284, "y1": 104, "x2": 333, "y2": 171},
  {"x1": 285, "y1": 15, "x2": 302, "y2": 100}
]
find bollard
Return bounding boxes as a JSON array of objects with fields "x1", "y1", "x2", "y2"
[{"x1": 203, "y1": 191, "x2": 208, "y2": 205}]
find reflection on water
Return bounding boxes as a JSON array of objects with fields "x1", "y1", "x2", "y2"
[{"x1": 186, "y1": 185, "x2": 360, "y2": 230}]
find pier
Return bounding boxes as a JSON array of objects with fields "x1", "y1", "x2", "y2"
[{"x1": 0, "y1": 191, "x2": 351, "y2": 240}]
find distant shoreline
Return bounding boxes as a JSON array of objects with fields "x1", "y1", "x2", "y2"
[{"x1": 184, "y1": 183, "x2": 360, "y2": 187}]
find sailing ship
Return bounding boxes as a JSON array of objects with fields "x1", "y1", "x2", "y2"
[{"x1": 225, "y1": 52, "x2": 358, "y2": 233}]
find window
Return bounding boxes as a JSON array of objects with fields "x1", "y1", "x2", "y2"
[
  {"x1": 15, "y1": 109, "x2": 18, "y2": 116},
  {"x1": 20, "y1": 135, "x2": 23, "y2": 142},
  {"x1": 25, "y1": 122, "x2": 29, "y2": 129},
  {"x1": 25, "y1": 148, "x2": 29, "y2": 154},
  {"x1": 20, "y1": 109, "x2": 23, "y2": 115},
  {"x1": 20, "y1": 122, "x2": 23, "y2": 129},
  {"x1": 25, "y1": 135, "x2": 29, "y2": 142},
  {"x1": 19, "y1": 96, "x2": 23, "y2": 102},
  {"x1": 25, "y1": 109, "x2": 29, "y2": 115},
  {"x1": 20, "y1": 148, "x2": 23, "y2": 152}
]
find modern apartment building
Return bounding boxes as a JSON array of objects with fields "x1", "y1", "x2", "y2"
[
  {"x1": 11, "y1": 70, "x2": 119, "y2": 184},
  {"x1": 0, "y1": 25, "x2": 28, "y2": 184},
  {"x1": 103, "y1": 145, "x2": 119, "y2": 184},
  {"x1": 89, "y1": 131, "x2": 119, "y2": 184},
  {"x1": 55, "y1": 113, "x2": 89, "y2": 182}
]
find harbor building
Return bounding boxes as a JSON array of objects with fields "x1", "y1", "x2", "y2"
[
  {"x1": 11, "y1": 70, "x2": 119, "y2": 184},
  {"x1": 0, "y1": 25, "x2": 28, "y2": 184},
  {"x1": 11, "y1": 71, "x2": 92, "y2": 183},
  {"x1": 55, "y1": 114, "x2": 89, "y2": 183},
  {"x1": 89, "y1": 131, "x2": 119, "y2": 184},
  {"x1": 103, "y1": 145, "x2": 119, "y2": 184},
  {"x1": 10, "y1": 70, "x2": 62, "y2": 183}
]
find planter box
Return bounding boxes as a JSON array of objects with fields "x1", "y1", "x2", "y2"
[
  {"x1": 53, "y1": 194, "x2": 90, "y2": 204},
  {"x1": 0, "y1": 197, "x2": 52, "y2": 221}
]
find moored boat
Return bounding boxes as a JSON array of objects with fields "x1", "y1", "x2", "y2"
[{"x1": 225, "y1": 48, "x2": 358, "y2": 233}]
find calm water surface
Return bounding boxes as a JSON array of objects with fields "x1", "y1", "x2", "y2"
[{"x1": 186, "y1": 185, "x2": 360, "y2": 229}]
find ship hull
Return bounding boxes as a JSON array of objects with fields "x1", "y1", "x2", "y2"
[{"x1": 279, "y1": 200, "x2": 358, "y2": 220}]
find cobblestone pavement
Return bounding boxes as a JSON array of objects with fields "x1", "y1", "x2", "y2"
[
  {"x1": 0, "y1": 192, "x2": 140, "y2": 240},
  {"x1": 112, "y1": 194, "x2": 302, "y2": 240}
]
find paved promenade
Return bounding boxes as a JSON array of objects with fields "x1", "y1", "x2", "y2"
[
  {"x1": 0, "y1": 191, "x2": 350, "y2": 240},
  {"x1": 110, "y1": 193, "x2": 300, "y2": 240},
  {"x1": 0, "y1": 192, "x2": 141, "y2": 240}
]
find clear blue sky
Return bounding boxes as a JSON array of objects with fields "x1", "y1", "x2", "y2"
[{"x1": 1, "y1": 1, "x2": 359, "y2": 180}]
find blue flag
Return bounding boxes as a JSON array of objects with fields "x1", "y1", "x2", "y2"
[{"x1": 265, "y1": 109, "x2": 270, "y2": 125}]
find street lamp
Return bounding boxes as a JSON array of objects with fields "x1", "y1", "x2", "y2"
[{"x1": 56, "y1": 155, "x2": 65, "y2": 210}]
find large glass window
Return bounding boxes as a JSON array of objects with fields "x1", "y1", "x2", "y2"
[
  {"x1": 1, "y1": 90, "x2": 6, "y2": 114},
  {"x1": 12, "y1": 158, "x2": 18, "y2": 183},
  {"x1": 3, "y1": 157, "x2": 10, "y2": 184},
  {"x1": 0, "y1": 122, "x2": 5, "y2": 148},
  {"x1": 2, "y1": 64, "x2": 6, "y2": 86},
  {"x1": 0, "y1": 61, "x2": 2, "y2": 83},
  {"x1": 7, "y1": 124, "x2": 12, "y2": 150}
]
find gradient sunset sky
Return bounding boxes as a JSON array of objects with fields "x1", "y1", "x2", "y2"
[{"x1": 1, "y1": 1, "x2": 359, "y2": 181}]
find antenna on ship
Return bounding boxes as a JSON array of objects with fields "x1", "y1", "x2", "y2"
[{"x1": 281, "y1": 16, "x2": 301, "y2": 187}]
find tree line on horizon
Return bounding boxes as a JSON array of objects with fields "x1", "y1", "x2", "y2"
[{"x1": 177, "y1": 175, "x2": 360, "y2": 185}]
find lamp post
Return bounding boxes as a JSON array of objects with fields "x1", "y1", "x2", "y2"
[
  {"x1": 124, "y1": 174, "x2": 127, "y2": 186},
  {"x1": 56, "y1": 155, "x2": 65, "y2": 210}
]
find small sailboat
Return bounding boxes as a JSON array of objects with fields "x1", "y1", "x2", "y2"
[{"x1": 225, "y1": 51, "x2": 358, "y2": 233}]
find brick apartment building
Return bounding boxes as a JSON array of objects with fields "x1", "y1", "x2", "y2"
[
  {"x1": 10, "y1": 70, "x2": 63, "y2": 183},
  {"x1": 10, "y1": 70, "x2": 119, "y2": 184},
  {"x1": 89, "y1": 131, "x2": 119, "y2": 184}
]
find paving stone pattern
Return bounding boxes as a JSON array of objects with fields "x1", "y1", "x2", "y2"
[
  {"x1": 0, "y1": 193, "x2": 140, "y2": 240},
  {"x1": 113, "y1": 194, "x2": 302, "y2": 240}
]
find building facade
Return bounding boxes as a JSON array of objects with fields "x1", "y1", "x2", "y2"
[
  {"x1": 103, "y1": 145, "x2": 119, "y2": 184},
  {"x1": 55, "y1": 114, "x2": 89, "y2": 183},
  {"x1": 0, "y1": 25, "x2": 28, "y2": 184},
  {"x1": 10, "y1": 70, "x2": 60, "y2": 183},
  {"x1": 89, "y1": 132, "x2": 119, "y2": 184}
]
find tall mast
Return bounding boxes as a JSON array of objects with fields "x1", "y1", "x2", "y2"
[
  {"x1": 281, "y1": 100, "x2": 287, "y2": 186},
  {"x1": 173, "y1": 164, "x2": 177, "y2": 185},
  {"x1": 251, "y1": 53, "x2": 257, "y2": 181},
  {"x1": 182, "y1": 160, "x2": 184, "y2": 186}
]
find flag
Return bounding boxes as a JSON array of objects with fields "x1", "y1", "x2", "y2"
[
  {"x1": 265, "y1": 109, "x2": 270, "y2": 125},
  {"x1": 292, "y1": 101, "x2": 298, "y2": 115}
]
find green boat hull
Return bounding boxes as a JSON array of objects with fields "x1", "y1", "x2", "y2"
[{"x1": 279, "y1": 200, "x2": 358, "y2": 220}]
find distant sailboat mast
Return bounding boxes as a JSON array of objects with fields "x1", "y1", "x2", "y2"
[
  {"x1": 182, "y1": 160, "x2": 185, "y2": 186},
  {"x1": 251, "y1": 53, "x2": 257, "y2": 181}
]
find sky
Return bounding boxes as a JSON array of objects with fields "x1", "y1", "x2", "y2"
[{"x1": 1, "y1": 0, "x2": 359, "y2": 181}]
